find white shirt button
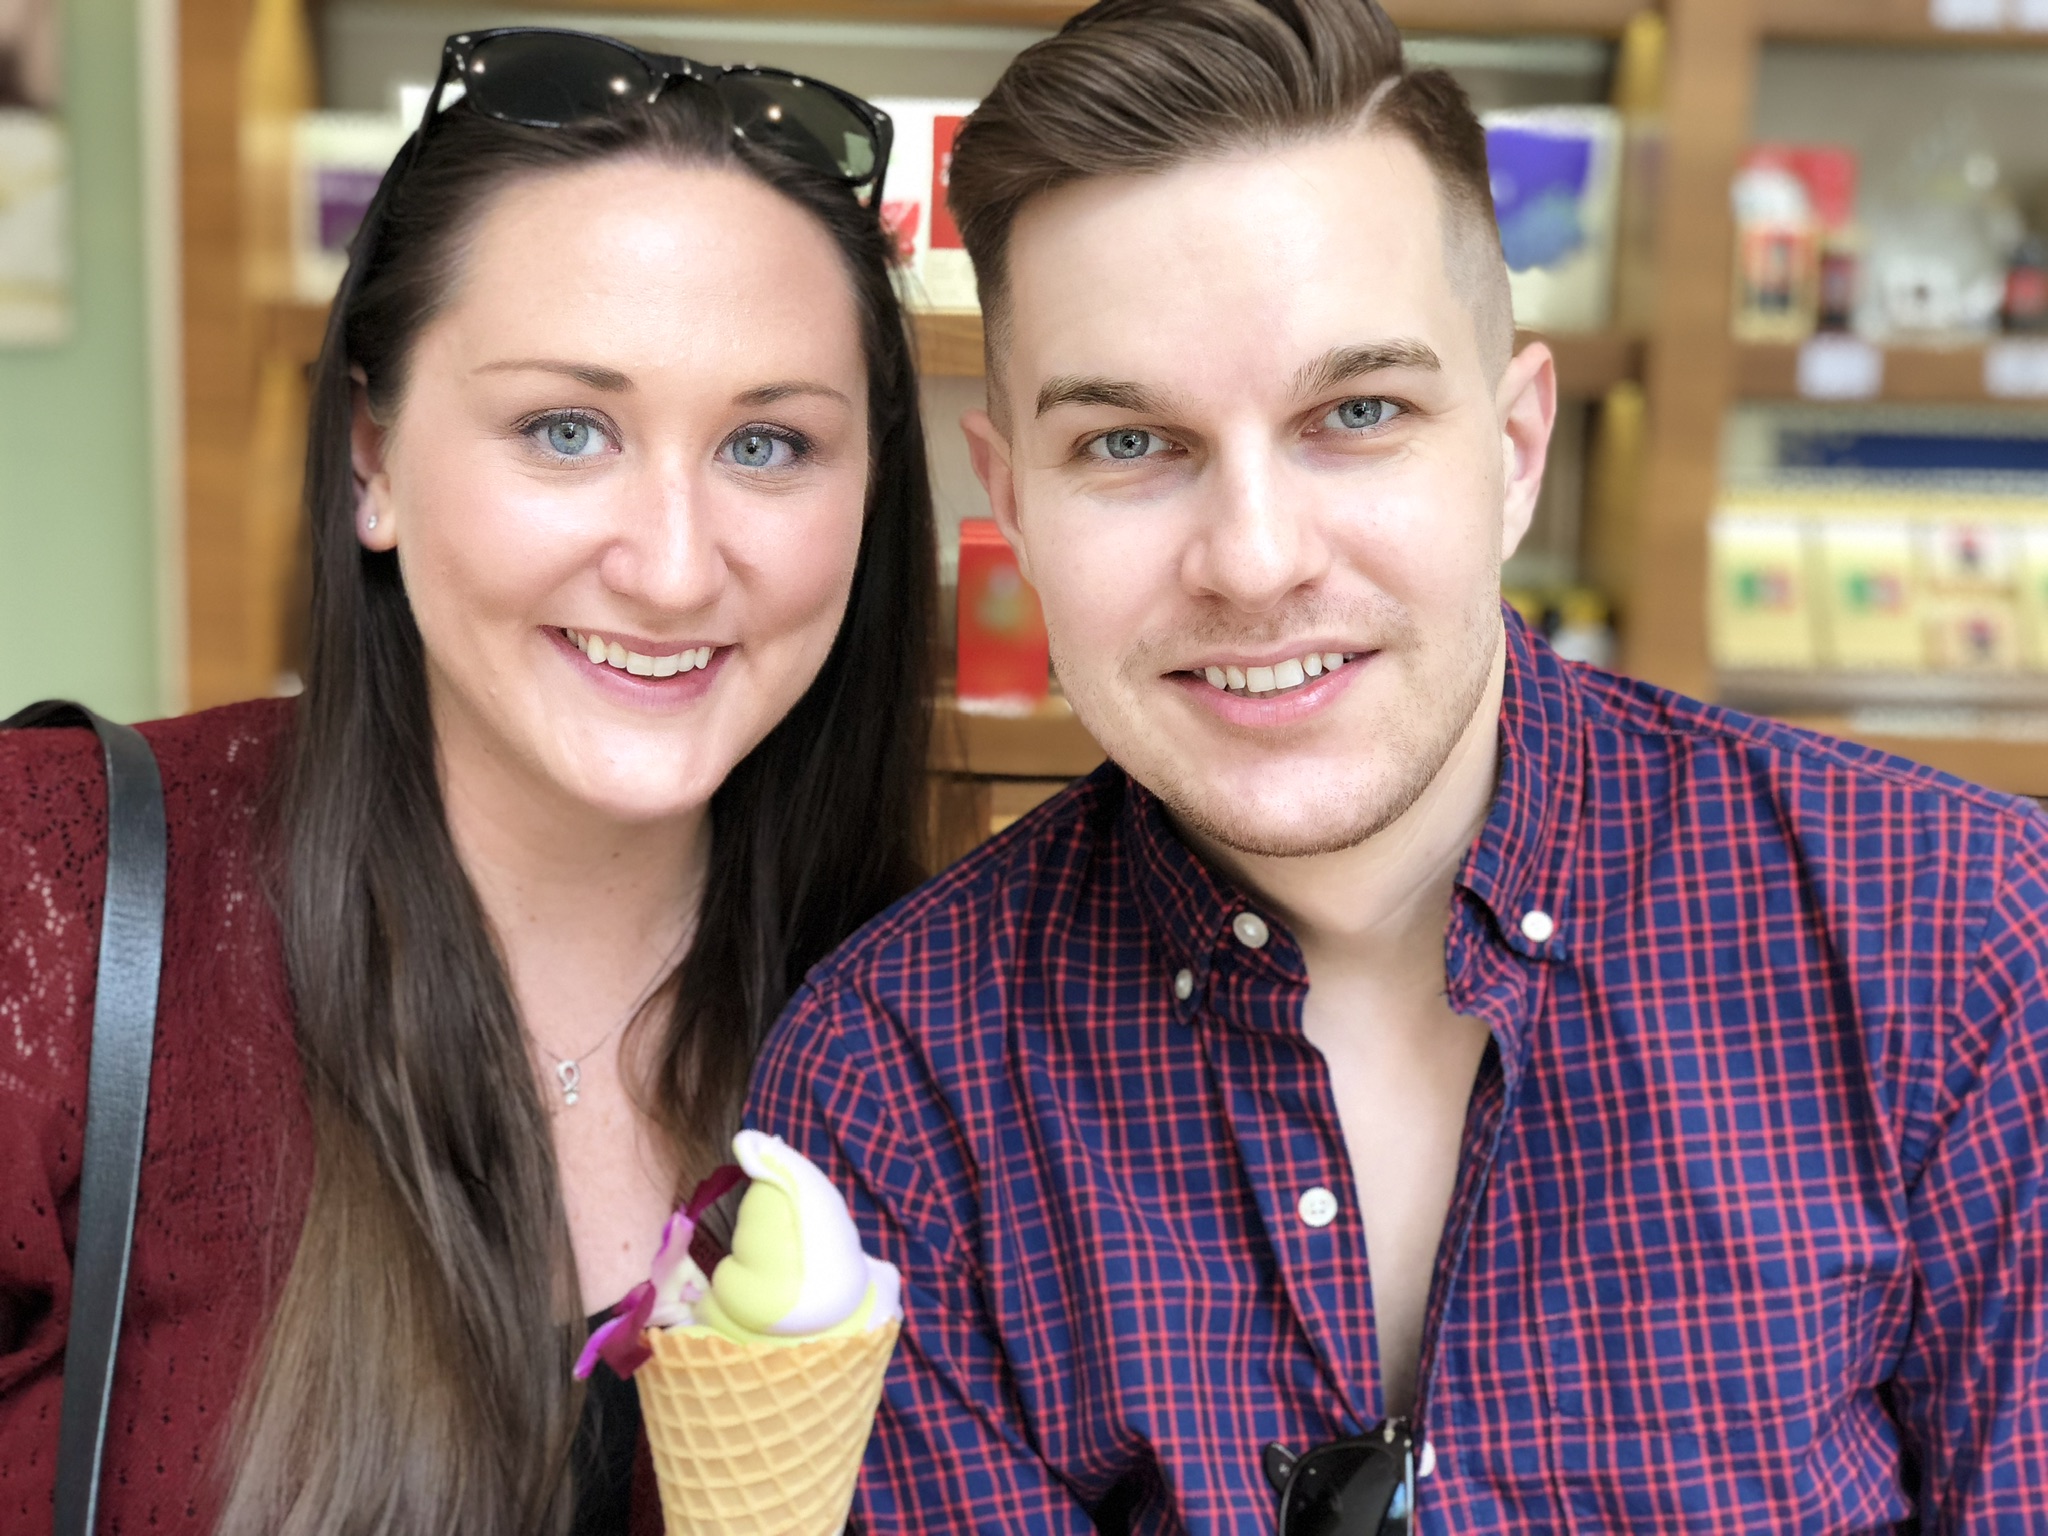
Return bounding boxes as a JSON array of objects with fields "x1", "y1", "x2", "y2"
[
  {"x1": 1232, "y1": 911, "x2": 1271, "y2": 950},
  {"x1": 1297, "y1": 1186, "x2": 1338, "y2": 1228},
  {"x1": 1417, "y1": 1440, "x2": 1437, "y2": 1480},
  {"x1": 1520, "y1": 909, "x2": 1556, "y2": 944},
  {"x1": 1173, "y1": 968, "x2": 1194, "y2": 1001}
]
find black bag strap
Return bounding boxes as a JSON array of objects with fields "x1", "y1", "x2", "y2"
[{"x1": 3, "y1": 701, "x2": 167, "y2": 1536}]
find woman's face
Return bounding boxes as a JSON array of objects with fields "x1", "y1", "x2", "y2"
[{"x1": 354, "y1": 158, "x2": 872, "y2": 826}]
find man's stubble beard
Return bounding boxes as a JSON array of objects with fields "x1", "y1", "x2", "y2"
[{"x1": 1057, "y1": 591, "x2": 1502, "y2": 861}]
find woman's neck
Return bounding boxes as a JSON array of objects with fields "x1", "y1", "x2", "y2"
[{"x1": 432, "y1": 703, "x2": 710, "y2": 1043}]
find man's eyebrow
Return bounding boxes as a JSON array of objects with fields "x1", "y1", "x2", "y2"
[
  {"x1": 734, "y1": 380, "x2": 854, "y2": 408},
  {"x1": 475, "y1": 359, "x2": 632, "y2": 391},
  {"x1": 1034, "y1": 376, "x2": 1174, "y2": 419},
  {"x1": 1292, "y1": 340, "x2": 1443, "y2": 398}
]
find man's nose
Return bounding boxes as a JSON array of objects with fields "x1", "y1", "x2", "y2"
[{"x1": 1180, "y1": 443, "x2": 1332, "y2": 612}]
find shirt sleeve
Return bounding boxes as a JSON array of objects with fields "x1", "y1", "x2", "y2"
[
  {"x1": 747, "y1": 976, "x2": 1101, "y2": 1535},
  {"x1": 1890, "y1": 818, "x2": 2048, "y2": 1530}
]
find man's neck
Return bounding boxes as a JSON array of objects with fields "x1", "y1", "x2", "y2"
[{"x1": 1188, "y1": 646, "x2": 1505, "y2": 975}]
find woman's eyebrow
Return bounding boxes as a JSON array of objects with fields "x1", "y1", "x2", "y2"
[
  {"x1": 475, "y1": 359, "x2": 633, "y2": 391},
  {"x1": 735, "y1": 381, "x2": 854, "y2": 408}
]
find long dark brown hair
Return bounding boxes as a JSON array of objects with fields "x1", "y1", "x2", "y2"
[{"x1": 218, "y1": 78, "x2": 935, "y2": 1536}]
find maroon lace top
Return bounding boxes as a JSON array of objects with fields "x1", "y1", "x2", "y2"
[{"x1": 0, "y1": 701, "x2": 663, "y2": 1534}]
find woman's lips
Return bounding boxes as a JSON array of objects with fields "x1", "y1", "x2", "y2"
[
  {"x1": 562, "y1": 627, "x2": 719, "y2": 680},
  {"x1": 549, "y1": 626, "x2": 730, "y2": 705}
]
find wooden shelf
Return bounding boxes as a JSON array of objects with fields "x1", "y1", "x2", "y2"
[
  {"x1": 931, "y1": 694, "x2": 1104, "y2": 778},
  {"x1": 1529, "y1": 330, "x2": 1645, "y2": 398},
  {"x1": 1762, "y1": 0, "x2": 2048, "y2": 46},
  {"x1": 1735, "y1": 339, "x2": 2048, "y2": 405},
  {"x1": 520, "y1": 0, "x2": 1652, "y2": 34}
]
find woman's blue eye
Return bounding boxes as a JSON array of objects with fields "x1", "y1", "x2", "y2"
[
  {"x1": 1326, "y1": 397, "x2": 1400, "y2": 431},
  {"x1": 536, "y1": 416, "x2": 609, "y2": 458},
  {"x1": 1091, "y1": 428, "x2": 1163, "y2": 461},
  {"x1": 726, "y1": 429, "x2": 801, "y2": 470}
]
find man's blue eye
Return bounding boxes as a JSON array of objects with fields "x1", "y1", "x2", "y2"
[
  {"x1": 1096, "y1": 429, "x2": 1159, "y2": 461},
  {"x1": 1328, "y1": 398, "x2": 1399, "y2": 431}
]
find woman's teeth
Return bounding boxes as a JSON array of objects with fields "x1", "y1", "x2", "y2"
[
  {"x1": 1201, "y1": 651, "x2": 1354, "y2": 697},
  {"x1": 565, "y1": 629, "x2": 713, "y2": 679}
]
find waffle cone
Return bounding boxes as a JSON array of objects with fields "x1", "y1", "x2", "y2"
[{"x1": 635, "y1": 1321, "x2": 899, "y2": 1535}]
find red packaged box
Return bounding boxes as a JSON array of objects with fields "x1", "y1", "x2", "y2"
[{"x1": 955, "y1": 519, "x2": 1049, "y2": 712}]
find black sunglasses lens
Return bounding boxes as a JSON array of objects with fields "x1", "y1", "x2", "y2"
[
  {"x1": 714, "y1": 71, "x2": 878, "y2": 184},
  {"x1": 463, "y1": 34, "x2": 658, "y2": 127},
  {"x1": 1280, "y1": 1442, "x2": 1408, "y2": 1536}
]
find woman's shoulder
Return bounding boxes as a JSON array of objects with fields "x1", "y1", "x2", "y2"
[
  {"x1": 0, "y1": 694, "x2": 293, "y2": 831},
  {"x1": 0, "y1": 695, "x2": 296, "y2": 1079}
]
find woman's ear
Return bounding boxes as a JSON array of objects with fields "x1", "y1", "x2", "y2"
[{"x1": 350, "y1": 369, "x2": 398, "y2": 552}]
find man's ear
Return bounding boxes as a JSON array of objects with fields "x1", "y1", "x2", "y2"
[
  {"x1": 1495, "y1": 341, "x2": 1558, "y2": 563},
  {"x1": 961, "y1": 406, "x2": 1031, "y2": 582},
  {"x1": 350, "y1": 370, "x2": 398, "y2": 552}
]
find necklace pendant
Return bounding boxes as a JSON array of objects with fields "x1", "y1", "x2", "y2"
[{"x1": 556, "y1": 1059, "x2": 581, "y2": 1106}]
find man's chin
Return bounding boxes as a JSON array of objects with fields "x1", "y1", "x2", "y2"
[{"x1": 1158, "y1": 786, "x2": 1411, "y2": 861}]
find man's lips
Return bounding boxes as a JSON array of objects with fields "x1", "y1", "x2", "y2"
[{"x1": 1176, "y1": 647, "x2": 1362, "y2": 701}]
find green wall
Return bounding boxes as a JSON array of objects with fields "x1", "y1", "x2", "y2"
[{"x1": 0, "y1": 0, "x2": 161, "y2": 723}]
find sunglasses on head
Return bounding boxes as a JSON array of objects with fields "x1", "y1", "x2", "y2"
[
  {"x1": 1264, "y1": 1418, "x2": 1417, "y2": 1536},
  {"x1": 407, "y1": 27, "x2": 893, "y2": 192}
]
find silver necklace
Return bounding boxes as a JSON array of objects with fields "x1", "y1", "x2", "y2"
[{"x1": 530, "y1": 966, "x2": 671, "y2": 1107}]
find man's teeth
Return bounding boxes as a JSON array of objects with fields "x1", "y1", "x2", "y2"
[
  {"x1": 1201, "y1": 651, "x2": 1353, "y2": 696},
  {"x1": 565, "y1": 629, "x2": 714, "y2": 678}
]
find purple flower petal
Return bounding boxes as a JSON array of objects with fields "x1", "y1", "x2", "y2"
[
  {"x1": 688, "y1": 1163, "x2": 744, "y2": 1220},
  {"x1": 574, "y1": 1281, "x2": 655, "y2": 1380}
]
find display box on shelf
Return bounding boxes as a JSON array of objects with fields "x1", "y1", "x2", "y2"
[
  {"x1": 1925, "y1": 598, "x2": 2023, "y2": 671},
  {"x1": 291, "y1": 112, "x2": 409, "y2": 303},
  {"x1": 2018, "y1": 527, "x2": 2048, "y2": 668},
  {"x1": 1710, "y1": 512, "x2": 1817, "y2": 669},
  {"x1": 874, "y1": 97, "x2": 980, "y2": 315},
  {"x1": 1817, "y1": 520, "x2": 1923, "y2": 670},
  {"x1": 956, "y1": 519, "x2": 1049, "y2": 714},
  {"x1": 1482, "y1": 106, "x2": 1621, "y2": 335},
  {"x1": 1715, "y1": 486, "x2": 2048, "y2": 680}
]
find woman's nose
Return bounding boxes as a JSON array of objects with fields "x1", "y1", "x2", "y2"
[{"x1": 598, "y1": 465, "x2": 727, "y2": 614}]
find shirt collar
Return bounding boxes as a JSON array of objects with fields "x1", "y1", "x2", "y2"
[
  {"x1": 1458, "y1": 610, "x2": 1585, "y2": 964},
  {"x1": 1121, "y1": 608, "x2": 1585, "y2": 978}
]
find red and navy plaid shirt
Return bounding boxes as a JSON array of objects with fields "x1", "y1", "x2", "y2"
[{"x1": 748, "y1": 617, "x2": 2048, "y2": 1532}]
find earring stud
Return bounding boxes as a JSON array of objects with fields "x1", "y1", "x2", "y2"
[{"x1": 367, "y1": 514, "x2": 378, "y2": 529}]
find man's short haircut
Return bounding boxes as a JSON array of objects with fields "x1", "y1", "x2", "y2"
[{"x1": 947, "y1": 0, "x2": 1516, "y2": 406}]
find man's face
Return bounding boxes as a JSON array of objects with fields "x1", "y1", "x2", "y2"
[{"x1": 965, "y1": 130, "x2": 1556, "y2": 858}]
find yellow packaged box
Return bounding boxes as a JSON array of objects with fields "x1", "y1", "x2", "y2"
[{"x1": 1709, "y1": 512, "x2": 1816, "y2": 670}]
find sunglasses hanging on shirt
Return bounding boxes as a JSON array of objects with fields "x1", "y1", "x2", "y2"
[
  {"x1": 410, "y1": 27, "x2": 893, "y2": 192},
  {"x1": 1263, "y1": 1419, "x2": 1418, "y2": 1536}
]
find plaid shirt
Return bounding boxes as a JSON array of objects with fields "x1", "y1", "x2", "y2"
[{"x1": 748, "y1": 618, "x2": 2048, "y2": 1533}]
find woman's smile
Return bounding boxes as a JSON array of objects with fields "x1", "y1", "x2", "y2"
[{"x1": 550, "y1": 625, "x2": 733, "y2": 706}]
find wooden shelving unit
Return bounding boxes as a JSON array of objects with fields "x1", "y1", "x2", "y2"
[
  {"x1": 176, "y1": 0, "x2": 2048, "y2": 813},
  {"x1": 1762, "y1": 0, "x2": 2048, "y2": 46},
  {"x1": 1736, "y1": 339, "x2": 2048, "y2": 404}
]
